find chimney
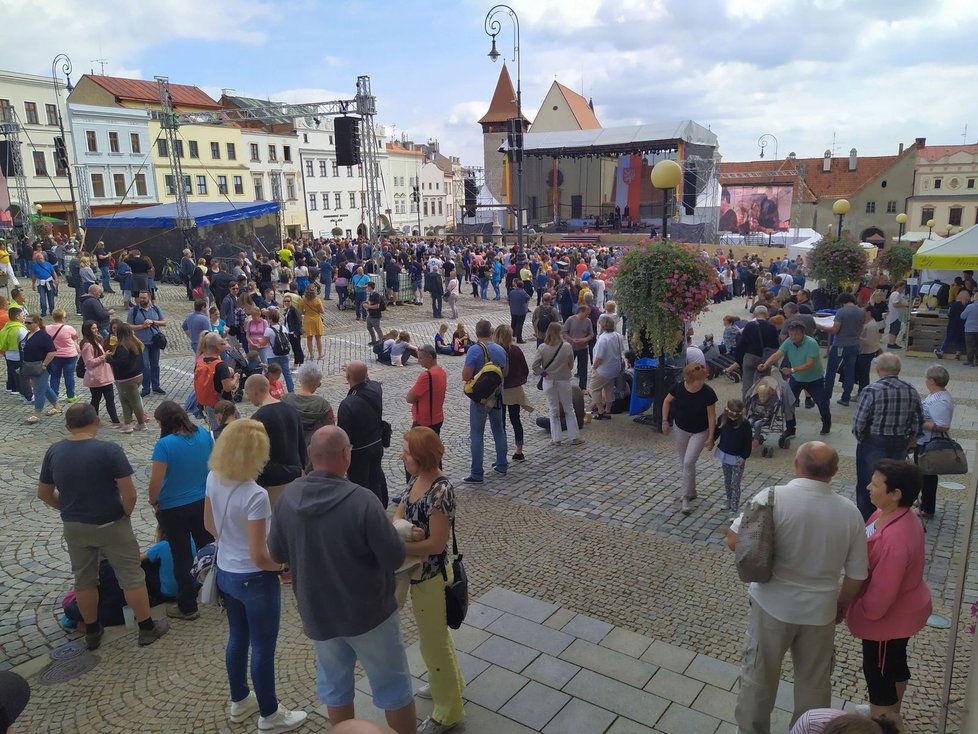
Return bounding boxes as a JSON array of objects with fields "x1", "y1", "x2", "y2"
[
  {"x1": 823, "y1": 150, "x2": 832, "y2": 172},
  {"x1": 848, "y1": 148, "x2": 857, "y2": 172},
  {"x1": 915, "y1": 137, "x2": 926, "y2": 148},
  {"x1": 898, "y1": 142, "x2": 904, "y2": 155}
]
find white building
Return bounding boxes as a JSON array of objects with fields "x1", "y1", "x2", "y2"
[
  {"x1": 0, "y1": 70, "x2": 78, "y2": 231},
  {"x1": 385, "y1": 142, "x2": 423, "y2": 235},
  {"x1": 66, "y1": 102, "x2": 159, "y2": 218}
]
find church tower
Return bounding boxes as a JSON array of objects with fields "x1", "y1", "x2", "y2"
[{"x1": 479, "y1": 63, "x2": 529, "y2": 210}]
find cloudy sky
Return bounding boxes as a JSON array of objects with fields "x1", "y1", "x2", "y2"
[{"x1": 5, "y1": 0, "x2": 976, "y2": 167}]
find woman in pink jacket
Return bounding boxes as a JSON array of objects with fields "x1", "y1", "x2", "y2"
[
  {"x1": 79, "y1": 319, "x2": 121, "y2": 427},
  {"x1": 845, "y1": 459, "x2": 931, "y2": 729}
]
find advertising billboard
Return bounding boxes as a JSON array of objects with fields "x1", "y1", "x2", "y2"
[
  {"x1": 719, "y1": 184, "x2": 792, "y2": 233},
  {"x1": 0, "y1": 141, "x2": 13, "y2": 229}
]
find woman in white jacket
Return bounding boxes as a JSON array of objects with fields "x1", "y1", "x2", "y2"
[{"x1": 532, "y1": 322, "x2": 584, "y2": 446}]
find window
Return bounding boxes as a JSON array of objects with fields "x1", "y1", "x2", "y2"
[
  {"x1": 322, "y1": 192, "x2": 330, "y2": 209},
  {"x1": 329, "y1": 135, "x2": 333, "y2": 145},
  {"x1": 347, "y1": 166, "x2": 353, "y2": 177},
  {"x1": 865, "y1": 201, "x2": 875, "y2": 214},
  {"x1": 360, "y1": 192, "x2": 366, "y2": 208},
  {"x1": 134, "y1": 173, "x2": 147, "y2": 196},
  {"x1": 968, "y1": 178, "x2": 975, "y2": 189},
  {"x1": 217, "y1": 175, "x2": 228, "y2": 195},
  {"x1": 114, "y1": 173, "x2": 127, "y2": 197},
  {"x1": 86, "y1": 131, "x2": 98, "y2": 153},
  {"x1": 319, "y1": 160, "x2": 327, "y2": 177},
  {"x1": 306, "y1": 160, "x2": 314, "y2": 177},
  {"x1": 196, "y1": 175, "x2": 207, "y2": 195},
  {"x1": 886, "y1": 201, "x2": 897, "y2": 214},
  {"x1": 920, "y1": 207, "x2": 935, "y2": 226},
  {"x1": 423, "y1": 200, "x2": 428, "y2": 216},
  {"x1": 254, "y1": 176, "x2": 264, "y2": 200},
  {"x1": 130, "y1": 132, "x2": 141, "y2": 154},
  {"x1": 331, "y1": 160, "x2": 338, "y2": 176},
  {"x1": 934, "y1": 178, "x2": 942, "y2": 190},
  {"x1": 286, "y1": 177, "x2": 296, "y2": 200},
  {"x1": 164, "y1": 174, "x2": 175, "y2": 196},
  {"x1": 32, "y1": 151, "x2": 47, "y2": 176},
  {"x1": 349, "y1": 192, "x2": 357, "y2": 208},
  {"x1": 182, "y1": 175, "x2": 192, "y2": 194},
  {"x1": 24, "y1": 102, "x2": 38, "y2": 125},
  {"x1": 0, "y1": 100, "x2": 11, "y2": 122},
  {"x1": 950, "y1": 207, "x2": 963, "y2": 227},
  {"x1": 334, "y1": 192, "x2": 342, "y2": 209},
  {"x1": 233, "y1": 176, "x2": 244, "y2": 195},
  {"x1": 283, "y1": 145, "x2": 291, "y2": 162},
  {"x1": 91, "y1": 173, "x2": 105, "y2": 198},
  {"x1": 268, "y1": 145, "x2": 277, "y2": 162},
  {"x1": 438, "y1": 199, "x2": 443, "y2": 215},
  {"x1": 226, "y1": 143, "x2": 236, "y2": 160},
  {"x1": 157, "y1": 139, "x2": 168, "y2": 157},
  {"x1": 188, "y1": 140, "x2": 199, "y2": 158},
  {"x1": 250, "y1": 143, "x2": 260, "y2": 162},
  {"x1": 303, "y1": 133, "x2": 308, "y2": 143},
  {"x1": 45, "y1": 104, "x2": 58, "y2": 126},
  {"x1": 210, "y1": 142, "x2": 220, "y2": 159},
  {"x1": 174, "y1": 140, "x2": 184, "y2": 158},
  {"x1": 54, "y1": 141, "x2": 68, "y2": 176},
  {"x1": 309, "y1": 193, "x2": 317, "y2": 210}
]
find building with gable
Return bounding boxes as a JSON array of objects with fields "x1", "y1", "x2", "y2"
[{"x1": 906, "y1": 138, "x2": 978, "y2": 236}]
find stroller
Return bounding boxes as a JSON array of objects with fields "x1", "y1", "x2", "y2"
[
  {"x1": 224, "y1": 342, "x2": 262, "y2": 403},
  {"x1": 744, "y1": 373, "x2": 794, "y2": 457},
  {"x1": 701, "y1": 334, "x2": 739, "y2": 382}
]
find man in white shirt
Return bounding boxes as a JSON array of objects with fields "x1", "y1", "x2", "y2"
[
  {"x1": 726, "y1": 442, "x2": 868, "y2": 733},
  {"x1": 885, "y1": 281, "x2": 908, "y2": 349}
]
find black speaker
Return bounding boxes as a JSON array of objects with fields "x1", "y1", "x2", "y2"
[
  {"x1": 54, "y1": 137, "x2": 69, "y2": 170},
  {"x1": 335, "y1": 116, "x2": 361, "y2": 167},
  {"x1": 464, "y1": 178, "x2": 477, "y2": 217},
  {"x1": 682, "y1": 168, "x2": 698, "y2": 214}
]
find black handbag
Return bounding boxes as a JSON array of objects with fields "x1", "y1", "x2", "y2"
[
  {"x1": 442, "y1": 517, "x2": 468, "y2": 630},
  {"x1": 151, "y1": 327, "x2": 168, "y2": 351},
  {"x1": 918, "y1": 432, "x2": 968, "y2": 475}
]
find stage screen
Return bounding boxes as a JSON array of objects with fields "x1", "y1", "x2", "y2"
[
  {"x1": 719, "y1": 184, "x2": 792, "y2": 233},
  {"x1": 0, "y1": 141, "x2": 13, "y2": 229}
]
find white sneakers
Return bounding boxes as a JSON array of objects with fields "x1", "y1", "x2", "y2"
[
  {"x1": 416, "y1": 682, "x2": 433, "y2": 699},
  {"x1": 229, "y1": 692, "x2": 259, "y2": 723},
  {"x1": 229, "y1": 695, "x2": 307, "y2": 733}
]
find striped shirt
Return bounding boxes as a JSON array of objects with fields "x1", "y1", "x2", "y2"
[{"x1": 852, "y1": 375, "x2": 922, "y2": 440}]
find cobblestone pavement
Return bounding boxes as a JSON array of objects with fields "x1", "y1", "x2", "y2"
[{"x1": 1, "y1": 283, "x2": 975, "y2": 732}]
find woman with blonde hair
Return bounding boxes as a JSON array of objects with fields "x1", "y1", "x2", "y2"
[
  {"x1": 45, "y1": 308, "x2": 79, "y2": 402},
  {"x1": 106, "y1": 320, "x2": 146, "y2": 433},
  {"x1": 532, "y1": 322, "x2": 582, "y2": 446},
  {"x1": 204, "y1": 419, "x2": 307, "y2": 731},
  {"x1": 494, "y1": 324, "x2": 533, "y2": 461},
  {"x1": 299, "y1": 284, "x2": 325, "y2": 360}
]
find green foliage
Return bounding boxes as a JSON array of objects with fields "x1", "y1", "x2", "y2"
[
  {"x1": 808, "y1": 236, "x2": 869, "y2": 288},
  {"x1": 879, "y1": 244, "x2": 915, "y2": 278}
]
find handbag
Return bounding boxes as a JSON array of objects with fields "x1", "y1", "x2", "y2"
[
  {"x1": 918, "y1": 432, "x2": 968, "y2": 475},
  {"x1": 536, "y1": 342, "x2": 563, "y2": 390},
  {"x1": 20, "y1": 361, "x2": 45, "y2": 378},
  {"x1": 193, "y1": 482, "x2": 244, "y2": 607},
  {"x1": 151, "y1": 327, "x2": 168, "y2": 351},
  {"x1": 442, "y1": 517, "x2": 468, "y2": 630},
  {"x1": 734, "y1": 485, "x2": 777, "y2": 583}
]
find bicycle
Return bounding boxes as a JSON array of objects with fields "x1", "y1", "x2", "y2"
[{"x1": 160, "y1": 258, "x2": 182, "y2": 285}]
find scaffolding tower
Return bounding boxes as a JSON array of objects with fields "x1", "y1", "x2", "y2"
[{"x1": 0, "y1": 120, "x2": 35, "y2": 239}]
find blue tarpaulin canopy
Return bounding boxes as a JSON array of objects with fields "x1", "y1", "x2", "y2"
[{"x1": 85, "y1": 201, "x2": 280, "y2": 229}]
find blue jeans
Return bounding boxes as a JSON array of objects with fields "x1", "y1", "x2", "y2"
[
  {"x1": 47, "y1": 355, "x2": 78, "y2": 399},
  {"x1": 855, "y1": 435, "x2": 909, "y2": 521},
  {"x1": 469, "y1": 399, "x2": 508, "y2": 479},
  {"x1": 100, "y1": 265, "x2": 114, "y2": 291},
  {"x1": 17, "y1": 258, "x2": 31, "y2": 277},
  {"x1": 479, "y1": 280, "x2": 489, "y2": 300},
  {"x1": 431, "y1": 293, "x2": 443, "y2": 318},
  {"x1": 823, "y1": 343, "x2": 858, "y2": 402},
  {"x1": 354, "y1": 291, "x2": 367, "y2": 318},
  {"x1": 321, "y1": 273, "x2": 332, "y2": 299},
  {"x1": 940, "y1": 330, "x2": 964, "y2": 355},
  {"x1": 217, "y1": 569, "x2": 282, "y2": 718},
  {"x1": 183, "y1": 390, "x2": 204, "y2": 419},
  {"x1": 141, "y1": 343, "x2": 161, "y2": 392},
  {"x1": 267, "y1": 355, "x2": 294, "y2": 392},
  {"x1": 491, "y1": 280, "x2": 501, "y2": 299},
  {"x1": 31, "y1": 369, "x2": 58, "y2": 412},
  {"x1": 38, "y1": 283, "x2": 57, "y2": 315}
]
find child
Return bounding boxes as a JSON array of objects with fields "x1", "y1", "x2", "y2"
[
  {"x1": 266, "y1": 362, "x2": 286, "y2": 399},
  {"x1": 721, "y1": 315, "x2": 741, "y2": 355},
  {"x1": 244, "y1": 349, "x2": 265, "y2": 378},
  {"x1": 714, "y1": 398, "x2": 752, "y2": 513},
  {"x1": 212, "y1": 400, "x2": 237, "y2": 441}
]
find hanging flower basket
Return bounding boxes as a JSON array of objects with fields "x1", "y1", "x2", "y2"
[
  {"x1": 613, "y1": 240, "x2": 717, "y2": 356},
  {"x1": 878, "y1": 243, "x2": 915, "y2": 279},
  {"x1": 808, "y1": 236, "x2": 869, "y2": 290}
]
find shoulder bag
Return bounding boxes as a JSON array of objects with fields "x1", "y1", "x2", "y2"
[
  {"x1": 918, "y1": 432, "x2": 968, "y2": 475},
  {"x1": 19, "y1": 332, "x2": 46, "y2": 378},
  {"x1": 441, "y1": 515, "x2": 468, "y2": 630},
  {"x1": 536, "y1": 342, "x2": 563, "y2": 390},
  {"x1": 194, "y1": 482, "x2": 244, "y2": 607},
  {"x1": 735, "y1": 486, "x2": 777, "y2": 583}
]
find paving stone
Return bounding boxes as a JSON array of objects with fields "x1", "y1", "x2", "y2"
[
  {"x1": 457, "y1": 650, "x2": 492, "y2": 684},
  {"x1": 478, "y1": 587, "x2": 559, "y2": 623},
  {"x1": 463, "y1": 665, "x2": 529, "y2": 712},
  {"x1": 684, "y1": 654, "x2": 741, "y2": 691},
  {"x1": 451, "y1": 624, "x2": 492, "y2": 654},
  {"x1": 487, "y1": 612, "x2": 575, "y2": 657},
  {"x1": 541, "y1": 698, "x2": 617, "y2": 734},
  {"x1": 640, "y1": 640, "x2": 697, "y2": 673},
  {"x1": 464, "y1": 602, "x2": 505, "y2": 630},
  {"x1": 523, "y1": 654, "x2": 581, "y2": 690},
  {"x1": 498, "y1": 680, "x2": 571, "y2": 731},
  {"x1": 643, "y1": 668, "x2": 704, "y2": 707},
  {"x1": 563, "y1": 669, "x2": 669, "y2": 726},
  {"x1": 691, "y1": 685, "x2": 737, "y2": 724},
  {"x1": 544, "y1": 608, "x2": 577, "y2": 630},
  {"x1": 470, "y1": 634, "x2": 539, "y2": 673},
  {"x1": 655, "y1": 702, "x2": 721, "y2": 734},
  {"x1": 606, "y1": 718, "x2": 657, "y2": 734},
  {"x1": 561, "y1": 613, "x2": 615, "y2": 644},
  {"x1": 600, "y1": 628, "x2": 655, "y2": 658},
  {"x1": 562, "y1": 636, "x2": 659, "y2": 689},
  {"x1": 461, "y1": 701, "x2": 539, "y2": 734}
]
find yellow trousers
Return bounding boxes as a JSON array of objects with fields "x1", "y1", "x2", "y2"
[{"x1": 410, "y1": 570, "x2": 465, "y2": 724}]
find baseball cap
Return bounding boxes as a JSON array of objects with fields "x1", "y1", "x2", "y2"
[{"x1": 0, "y1": 671, "x2": 29, "y2": 733}]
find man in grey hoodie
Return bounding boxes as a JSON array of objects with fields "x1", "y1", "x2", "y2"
[{"x1": 268, "y1": 426, "x2": 416, "y2": 734}]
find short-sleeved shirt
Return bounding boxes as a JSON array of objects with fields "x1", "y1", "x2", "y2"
[
  {"x1": 832, "y1": 305, "x2": 865, "y2": 348},
  {"x1": 886, "y1": 290, "x2": 907, "y2": 324},
  {"x1": 411, "y1": 366, "x2": 447, "y2": 426},
  {"x1": 128, "y1": 304, "x2": 165, "y2": 345},
  {"x1": 919, "y1": 390, "x2": 953, "y2": 445},
  {"x1": 45, "y1": 323, "x2": 78, "y2": 357},
  {"x1": 593, "y1": 332, "x2": 624, "y2": 379},
  {"x1": 40, "y1": 438, "x2": 134, "y2": 525},
  {"x1": 401, "y1": 475, "x2": 456, "y2": 581},
  {"x1": 780, "y1": 335, "x2": 824, "y2": 382},
  {"x1": 367, "y1": 290, "x2": 382, "y2": 318},
  {"x1": 206, "y1": 473, "x2": 272, "y2": 574},
  {"x1": 21, "y1": 329, "x2": 56, "y2": 363},
  {"x1": 463, "y1": 340, "x2": 508, "y2": 375},
  {"x1": 668, "y1": 382, "x2": 718, "y2": 434},
  {"x1": 508, "y1": 287, "x2": 530, "y2": 315},
  {"x1": 151, "y1": 426, "x2": 214, "y2": 509}
]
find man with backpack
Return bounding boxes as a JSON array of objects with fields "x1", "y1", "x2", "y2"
[
  {"x1": 264, "y1": 310, "x2": 294, "y2": 393},
  {"x1": 461, "y1": 319, "x2": 508, "y2": 484},
  {"x1": 364, "y1": 282, "x2": 385, "y2": 346},
  {"x1": 531, "y1": 293, "x2": 559, "y2": 346},
  {"x1": 194, "y1": 333, "x2": 238, "y2": 430}
]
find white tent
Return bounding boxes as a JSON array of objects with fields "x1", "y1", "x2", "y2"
[{"x1": 913, "y1": 223, "x2": 978, "y2": 283}]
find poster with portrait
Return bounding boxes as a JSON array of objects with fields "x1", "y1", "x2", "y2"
[{"x1": 719, "y1": 184, "x2": 792, "y2": 234}]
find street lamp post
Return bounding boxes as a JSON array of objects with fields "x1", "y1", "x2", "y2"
[
  {"x1": 832, "y1": 198, "x2": 850, "y2": 240},
  {"x1": 51, "y1": 53, "x2": 81, "y2": 237},
  {"x1": 757, "y1": 133, "x2": 779, "y2": 160},
  {"x1": 946, "y1": 224, "x2": 954, "y2": 238},
  {"x1": 895, "y1": 212, "x2": 907, "y2": 244},
  {"x1": 485, "y1": 4, "x2": 523, "y2": 251},
  {"x1": 927, "y1": 218, "x2": 935, "y2": 238},
  {"x1": 650, "y1": 159, "x2": 682, "y2": 241}
]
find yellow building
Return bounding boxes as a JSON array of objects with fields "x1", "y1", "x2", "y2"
[{"x1": 68, "y1": 74, "x2": 254, "y2": 204}]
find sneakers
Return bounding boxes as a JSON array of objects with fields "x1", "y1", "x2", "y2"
[
  {"x1": 571, "y1": 437, "x2": 585, "y2": 445},
  {"x1": 681, "y1": 498, "x2": 692, "y2": 515},
  {"x1": 85, "y1": 626, "x2": 104, "y2": 650},
  {"x1": 416, "y1": 682, "x2": 433, "y2": 699},
  {"x1": 137, "y1": 617, "x2": 170, "y2": 646},
  {"x1": 418, "y1": 717, "x2": 462, "y2": 734},
  {"x1": 152, "y1": 388, "x2": 166, "y2": 395},
  {"x1": 512, "y1": 452, "x2": 525, "y2": 462},
  {"x1": 257, "y1": 705, "x2": 308, "y2": 732},
  {"x1": 65, "y1": 396, "x2": 78, "y2": 403},
  {"x1": 820, "y1": 422, "x2": 832, "y2": 435},
  {"x1": 134, "y1": 423, "x2": 147, "y2": 431},
  {"x1": 492, "y1": 464, "x2": 507, "y2": 475},
  {"x1": 229, "y1": 691, "x2": 260, "y2": 723},
  {"x1": 119, "y1": 424, "x2": 134, "y2": 434},
  {"x1": 934, "y1": 349, "x2": 944, "y2": 359},
  {"x1": 165, "y1": 605, "x2": 200, "y2": 621},
  {"x1": 804, "y1": 397, "x2": 814, "y2": 409},
  {"x1": 551, "y1": 439, "x2": 563, "y2": 446},
  {"x1": 887, "y1": 344, "x2": 902, "y2": 350},
  {"x1": 837, "y1": 399, "x2": 850, "y2": 407},
  {"x1": 462, "y1": 476, "x2": 484, "y2": 484}
]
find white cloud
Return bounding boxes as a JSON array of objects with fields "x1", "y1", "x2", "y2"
[{"x1": 323, "y1": 55, "x2": 344, "y2": 67}]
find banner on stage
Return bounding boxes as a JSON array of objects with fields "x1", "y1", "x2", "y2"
[{"x1": 720, "y1": 184, "x2": 792, "y2": 234}]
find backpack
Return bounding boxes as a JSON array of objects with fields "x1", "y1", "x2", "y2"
[
  {"x1": 536, "y1": 307, "x2": 556, "y2": 336},
  {"x1": 270, "y1": 325, "x2": 290, "y2": 356},
  {"x1": 463, "y1": 343, "x2": 504, "y2": 404},
  {"x1": 194, "y1": 356, "x2": 222, "y2": 408},
  {"x1": 378, "y1": 293, "x2": 387, "y2": 312}
]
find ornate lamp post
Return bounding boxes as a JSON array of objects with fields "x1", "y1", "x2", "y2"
[
  {"x1": 650, "y1": 159, "x2": 682, "y2": 241},
  {"x1": 757, "y1": 133, "x2": 779, "y2": 160},
  {"x1": 485, "y1": 4, "x2": 523, "y2": 250},
  {"x1": 927, "y1": 218, "x2": 935, "y2": 238},
  {"x1": 51, "y1": 53, "x2": 81, "y2": 236},
  {"x1": 895, "y1": 212, "x2": 907, "y2": 244},
  {"x1": 832, "y1": 198, "x2": 850, "y2": 240},
  {"x1": 946, "y1": 224, "x2": 954, "y2": 238}
]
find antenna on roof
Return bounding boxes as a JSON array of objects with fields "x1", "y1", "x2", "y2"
[
  {"x1": 964, "y1": 124, "x2": 969, "y2": 144},
  {"x1": 91, "y1": 58, "x2": 108, "y2": 75}
]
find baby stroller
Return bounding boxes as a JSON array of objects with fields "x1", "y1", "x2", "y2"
[
  {"x1": 744, "y1": 373, "x2": 794, "y2": 457},
  {"x1": 224, "y1": 342, "x2": 261, "y2": 403},
  {"x1": 701, "y1": 334, "x2": 739, "y2": 381}
]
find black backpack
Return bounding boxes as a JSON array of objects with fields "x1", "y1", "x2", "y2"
[
  {"x1": 536, "y1": 307, "x2": 556, "y2": 335},
  {"x1": 270, "y1": 325, "x2": 291, "y2": 356}
]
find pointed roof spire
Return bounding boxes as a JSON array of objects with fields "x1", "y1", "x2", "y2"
[
  {"x1": 588, "y1": 96, "x2": 594, "y2": 111},
  {"x1": 478, "y1": 63, "x2": 530, "y2": 127}
]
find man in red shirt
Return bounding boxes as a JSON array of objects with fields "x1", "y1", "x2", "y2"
[{"x1": 405, "y1": 345, "x2": 446, "y2": 433}]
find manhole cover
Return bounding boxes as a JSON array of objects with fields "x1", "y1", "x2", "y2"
[
  {"x1": 37, "y1": 654, "x2": 100, "y2": 685},
  {"x1": 49, "y1": 641, "x2": 86, "y2": 660},
  {"x1": 938, "y1": 481, "x2": 965, "y2": 490}
]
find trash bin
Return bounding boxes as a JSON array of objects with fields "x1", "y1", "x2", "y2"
[{"x1": 633, "y1": 358, "x2": 656, "y2": 399}]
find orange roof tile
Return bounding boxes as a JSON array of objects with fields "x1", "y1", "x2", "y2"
[
  {"x1": 478, "y1": 64, "x2": 529, "y2": 126},
  {"x1": 81, "y1": 74, "x2": 221, "y2": 109},
  {"x1": 917, "y1": 143, "x2": 978, "y2": 162},
  {"x1": 385, "y1": 143, "x2": 423, "y2": 157},
  {"x1": 554, "y1": 82, "x2": 601, "y2": 130}
]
